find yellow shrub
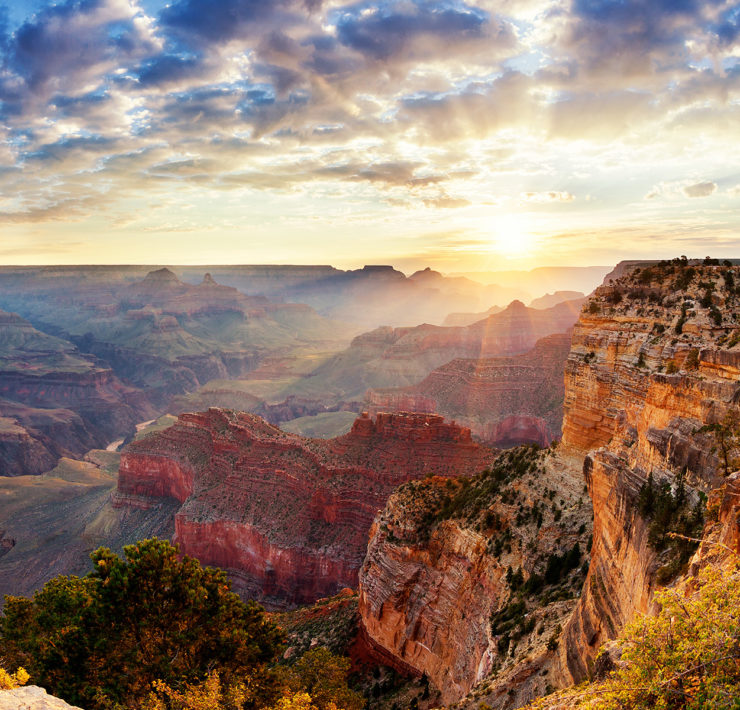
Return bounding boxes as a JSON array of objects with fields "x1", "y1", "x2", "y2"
[{"x1": 0, "y1": 666, "x2": 30, "y2": 690}]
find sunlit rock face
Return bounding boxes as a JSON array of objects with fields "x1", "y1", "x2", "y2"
[
  {"x1": 366, "y1": 332, "x2": 572, "y2": 448},
  {"x1": 356, "y1": 262, "x2": 740, "y2": 707},
  {"x1": 559, "y1": 263, "x2": 740, "y2": 682},
  {"x1": 117, "y1": 408, "x2": 495, "y2": 606},
  {"x1": 357, "y1": 447, "x2": 592, "y2": 706}
]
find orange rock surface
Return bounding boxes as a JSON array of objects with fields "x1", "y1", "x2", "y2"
[{"x1": 559, "y1": 263, "x2": 740, "y2": 682}]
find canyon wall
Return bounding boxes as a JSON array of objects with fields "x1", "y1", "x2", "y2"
[
  {"x1": 558, "y1": 263, "x2": 740, "y2": 681},
  {"x1": 366, "y1": 332, "x2": 571, "y2": 448},
  {"x1": 358, "y1": 447, "x2": 592, "y2": 706},
  {"x1": 117, "y1": 409, "x2": 495, "y2": 606}
]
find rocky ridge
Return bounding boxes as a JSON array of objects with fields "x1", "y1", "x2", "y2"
[
  {"x1": 366, "y1": 332, "x2": 571, "y2": 448},
  {"x1": 116, "y1": 409, "x2": 495, "y2": 606}
]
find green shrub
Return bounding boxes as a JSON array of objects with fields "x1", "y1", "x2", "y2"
[{"x1": 0, "y1": 539, "x2": 284, "y2": 710}]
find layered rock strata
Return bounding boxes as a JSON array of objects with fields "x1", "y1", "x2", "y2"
[
  {"x1": 559, "y1": 262, "x2": 740, "y2": 681},
  {"x1": 117, "y1": 409, "x2": 494, "y2": 606},
  {"x1": 357, "y1": 261, "x2": 740, "y2": 706},
  {"x1": 358, "y1": 447, "x2": 592, "y2": 705},
  {"x1": 366, "y1": 333, "x2": 571, "y2": 448},
  {"x1": 0, "y1": 310, "x2": 149, "y2": 474}
]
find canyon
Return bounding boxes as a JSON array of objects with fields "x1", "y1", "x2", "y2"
[
  {"x1": 116, "y1": 409, "x2": 495, "y2": 606},
  {"x1": 170, "y1": 298, "x2": 583, "y2": 442},
  {"x1": 260, "y1": 298, "x2": 584, "y2": 405},
  {"x1": 4, "y1": 259, "x2": 740, "y2": 710},
  {"x1": 0, "y1": 310, "x2": 149, "y2": 475},
  {"x1": 353, "y1": 260, "x2": 740, "y2": 707}
]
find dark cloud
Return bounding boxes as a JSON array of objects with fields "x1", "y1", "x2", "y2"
[
  {"x1": 562, "y1": 0, "x2": 726, "y2": 82},
  {"x1": 715, "y1": 4, "x2": 740, "y2": 45},
  {"x1": 160, "y1": 0, "x2": 321, "y2": 45},
  {"x1": 136, "y1": 53, "x2": 204, "y2": 87},
  {"x1": 336, "y1": 1, "x2": 490, "y2": 60}
]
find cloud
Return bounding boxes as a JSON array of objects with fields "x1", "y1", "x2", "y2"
[
  {"x1": 160, "y1": 0, "x2": 318, "y2": 45},
  {"x1": 335, "y1": 1, "x2": 496, "y2": 61},
  {"x1": 646, "y1": 179, "x2": 718, "y2": 200},
  {"x1": 422, "y1": 194, "x2": 471, "y2": 208},
  {"x1": 683, "y1": 181, "x2": 718, "y2": 198},
  {"x1": 521, "y1": 191, "x2": 575, "y2": 203},
  {"x1": 1, "y1": 0, "x2": 160, "y2": 116},
  {"x1": 0, "y1": 0, "x2": 739, "y2": 265}
]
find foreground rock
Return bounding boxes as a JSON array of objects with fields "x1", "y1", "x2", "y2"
[
  {"x1": 117, "y1": 409, "x2": 495, "y2": 606},
  {"x1": 0, "y1": 687, "x2": 83, "y2": 710}
]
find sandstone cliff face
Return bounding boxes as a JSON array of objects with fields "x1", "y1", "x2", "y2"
[
  {"x1": 117, "y1": 409, "x2": 494, "y2": 606},
  {"x1": 366, "y1": 333, "x2": 571, "y2": 448},
  {"x1": 358, "y1": 447, "x2": 592, "y2": 705},
  {"x1": 559, "y1": 262, "x2": 740, "y2": 682}
]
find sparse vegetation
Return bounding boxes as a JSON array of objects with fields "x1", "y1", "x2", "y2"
[
  {"x1": 527, "y1": 553, "x2": 740, "y2": 710},
  {"x1": 637, "y1": 471, "x2": 704, "y2": 583}
]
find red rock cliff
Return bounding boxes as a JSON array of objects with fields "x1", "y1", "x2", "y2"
[{"x1": 117, "y1": 409, "x2": 494, "y2": 606}]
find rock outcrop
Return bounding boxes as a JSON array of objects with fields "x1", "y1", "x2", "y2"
[
  {"x1": 117, "y1": 409, "x2": 495, "y2": 606},
  {"x1": 366, "y1": 333, "x2": 571, "y2": 448},
  {"x1": 0, "y1": 686, "x2": 83, "y2": 710},
  {"x1": 358, "y1": 446, "x2": 592, "y2": 705},
  {"x1": 0, "y1": 270, "x2": 351, "y2": 413}
]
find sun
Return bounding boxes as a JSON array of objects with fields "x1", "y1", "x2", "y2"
[{"x1": 492, "y1": 214, "x2": 536, "y2": 257}]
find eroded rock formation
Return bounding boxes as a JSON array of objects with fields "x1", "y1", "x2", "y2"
[
  {"x1": 117, "y1": 409, "x2": 494, "y2": 606},
  {"x1": 358, "y1": 447, "x2": 592, "y2": 705},
  {"x1": 366, "y1": 332, "x2": 571, "y2": 448},
  {"x1": 558, "y1": 263, "x2": 740, "y2": 681},
  {"x1": 356, "y1": 261, "x2": 740, "y2": 706}
]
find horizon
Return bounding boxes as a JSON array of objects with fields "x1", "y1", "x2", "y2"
[{"x1": 1, "y1": 0, "x2": 739, "y2": 270}]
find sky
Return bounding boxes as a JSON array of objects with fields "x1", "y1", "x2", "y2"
[{"x1": 0, "y1": 0, "x2": 739, "y2": 271}]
